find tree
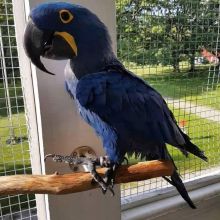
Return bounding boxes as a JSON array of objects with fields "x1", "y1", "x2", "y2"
[{"x1": 116, "y1": 0, "x2": 220, "y2": 73}]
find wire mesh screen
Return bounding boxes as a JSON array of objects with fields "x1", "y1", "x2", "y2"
[
  {"x1": 0, "y1": 0, "x2": 37, "y2": 219},
  {"x1": 116, "y1": 0, "x2": 220, "y2": 200}
]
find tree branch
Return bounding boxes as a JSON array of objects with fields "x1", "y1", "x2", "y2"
[{"x1": 0, "y1": 160, "x2": 174, "y2": 195}]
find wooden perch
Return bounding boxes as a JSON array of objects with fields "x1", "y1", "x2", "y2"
[{"x1": 0, "y1": 160, "x2": 174, "y2": 195}]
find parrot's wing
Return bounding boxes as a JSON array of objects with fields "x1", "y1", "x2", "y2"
[{"x1": 75, "y1": 70, "x2": 207, "y2": 161}]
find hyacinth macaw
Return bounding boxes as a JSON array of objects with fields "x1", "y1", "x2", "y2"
[{"x1": 23, "y1": 2, "x2": 207, "y2": 208}]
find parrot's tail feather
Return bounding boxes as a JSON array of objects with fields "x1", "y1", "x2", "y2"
[
  {"x1": 163, "y1": 170, "x2": 196, "y2": 209},
  {"x1": 169, "y1": 109, "x2": 208, "y2": 162},
  {"x1": 181, "y1": 132, "x2": 208, "y2": 162},
  {"x1": 177, "y1": 126, "x2": 208, "y2": 162}
]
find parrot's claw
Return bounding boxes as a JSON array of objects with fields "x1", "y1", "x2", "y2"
[
  {"x1": 44, "y1": 154, "x2": 55, "y2": 162},
  {"x1": 90, "y1": 178, "x2": 114, "y2": 196},
  {"x1": 103, "y1": 164, "x2": 118, "y2": 189},
  {"x1": 44, "y1": 153, "x2": 79, "y2": 164},
  {"x1": 102, "y1": 186, "x2": 115, "y2": 196},
  {"x1": 87, "y1": 160, "x2": 115, "y2": 196}
]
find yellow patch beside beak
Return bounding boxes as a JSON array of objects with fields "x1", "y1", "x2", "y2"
[{"x1": 54, "y1": 31, "x2": 78, "y2": 56}]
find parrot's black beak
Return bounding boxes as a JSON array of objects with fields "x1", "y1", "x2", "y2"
[
  {"x1": 23, "y1": 19, "x2": 55, "y2": 75},
  {"x1": 24, "y1": 19, "x2": 77, "y2": 75}
]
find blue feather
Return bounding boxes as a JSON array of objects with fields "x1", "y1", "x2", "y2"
[
  {"x1": 28, "y1": 2, "x2": 207, "y2": 208},
  {"x1": 65, "y1": 66, "x2": 205, "y2": 163}
]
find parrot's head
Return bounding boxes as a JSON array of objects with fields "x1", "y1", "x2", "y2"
[{"x1": 24, "y1": 2, "x2": 114, "y2": 76}]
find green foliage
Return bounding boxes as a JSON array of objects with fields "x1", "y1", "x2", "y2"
[
  {"x1": 130, "y1": 64, "x2": 220, "y2": 110},
  {"x1": 0, "y1": 82, "x2": 24, "y2": 116},
  {"x1": 117, "y1": 0, "x2": 220, "y2": 72}
]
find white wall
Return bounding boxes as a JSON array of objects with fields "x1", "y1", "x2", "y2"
[{"x1": 14, "y1": 1, "x2": 120, "y2": 220}]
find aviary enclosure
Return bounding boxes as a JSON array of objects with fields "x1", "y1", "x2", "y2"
[{"x1": 0, "y1": 0, "x2": 220, "y2": 219}]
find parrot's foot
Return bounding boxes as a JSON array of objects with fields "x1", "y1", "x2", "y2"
[
  {"x1": 103, "y1": 164, "x2": 119, "y2": 190},
  {"x1": 101, "y1": 157, "x2": 127, "y2": 189},
  {"x1": 87, "y1": 160, "x2": 115, "y2": 196},
  {"x1": 44, "y1": 153, "x2": 117, "y2": 195},
  {"x1": 44, "y1": 154, "x2": 111, "y2": 167}
]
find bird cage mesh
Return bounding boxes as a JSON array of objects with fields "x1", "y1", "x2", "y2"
[
  {"x1": 0, "y1": 0, "x2": 37, "y2": 219},
  {"x1": 116, "y1": 0, "x2": 220, "y2": 200},
  {"x1": 1, "y1": 0, "x2": 220, "y2": 217}
]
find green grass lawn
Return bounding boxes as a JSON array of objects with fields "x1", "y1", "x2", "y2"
[
  {"x1": 128, "y1": 63, "x2": 220, "y2": 110},
  {"x1": 0, "y1": 82, "x2": 24, "y2": 116},
  {"x1": 169, "y1": 106, "x2": 220, "y2": 171},
  {"x1": 0, "y1": 113, "x2": 34, "y2": 216},
  {"x1": 0, "y1": 113, "x2": 31, "y2": 175}
]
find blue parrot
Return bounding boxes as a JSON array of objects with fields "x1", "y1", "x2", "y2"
[{"x1": 23, "y1": 2, "x2": 207, "y2": 208}]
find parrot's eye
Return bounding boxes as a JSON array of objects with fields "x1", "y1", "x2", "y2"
[{"x1": 59, "y1": 10, "x2": 74, "y2": 24}]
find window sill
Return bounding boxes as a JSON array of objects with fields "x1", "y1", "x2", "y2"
[{"x1": 121, "y1": 172, "x2": 220, "y2": 220}]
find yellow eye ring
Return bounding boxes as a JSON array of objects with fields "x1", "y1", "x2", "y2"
[{"x1": 59, "y1": 10, "x2": 74, "y2": 24}]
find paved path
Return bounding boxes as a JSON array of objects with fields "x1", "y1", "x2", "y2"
[{"x1": 165, "y1": 97, "x2": 220, "y2": 123}]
